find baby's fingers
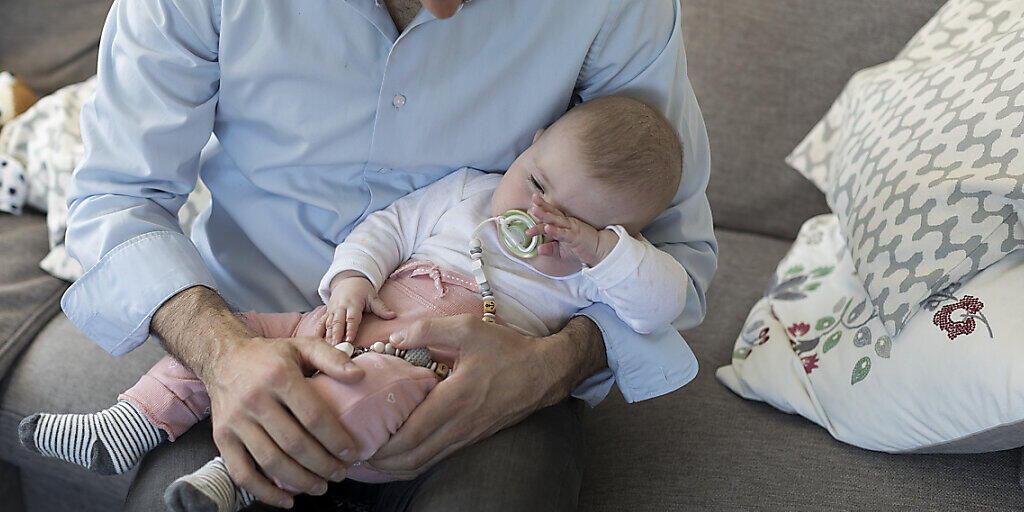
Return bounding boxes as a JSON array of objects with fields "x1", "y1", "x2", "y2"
[
  {"x1": 345, "y1": 308, "x2": 364, "y2": 343},
  {"x1": 538, "y1": 240, "x2": 560, "y2": 257},
  {"x1": 325, "y1": 310, "x2": 345, "y2": 344},
  {"x1": 367, "y1": 295, "x2": 397, "y2": 320}
]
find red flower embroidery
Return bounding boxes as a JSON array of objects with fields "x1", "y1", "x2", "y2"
[
  {"x1": 787, "y1": 322, "x2": 810, "y2": 337},
  {"x1": 932, "y1": 295, "x2": 984, "y2": 340},
  {"x1": 801, "y1": 354, "x2": 819, "y2": 374},
  {"x1": 757, "y1": 327, "x2": 770, "y2": 345}
]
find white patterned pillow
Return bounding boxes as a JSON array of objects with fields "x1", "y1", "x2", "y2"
[
  {"x1": 786, "y1": 0, "x2": 1024, "y2": 338},
  {"x1": 719, "y1": 215, "x2": 1024, "y2": 453}
]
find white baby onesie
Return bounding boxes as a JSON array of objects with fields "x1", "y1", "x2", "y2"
[{"x1": 318, "y1": 167, "x2": 688, "y2": 336}]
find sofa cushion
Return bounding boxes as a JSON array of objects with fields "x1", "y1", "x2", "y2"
[
  {"x1": 0, "y1": 313, "x2": 166, "y2": 511},
  {"x1": 680, "y1": 0, "x2": 945, "y2": 239},
  {"x1": 0, "y1": 211, "x2": 69, "y2": 378},
  {"x1": 578, "y1": 227, "x2": 1024, "y2": 510}
]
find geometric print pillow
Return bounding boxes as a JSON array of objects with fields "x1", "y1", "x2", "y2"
[{"x1": 786, "y1": 0, "x2": 1024, "y2": 338}]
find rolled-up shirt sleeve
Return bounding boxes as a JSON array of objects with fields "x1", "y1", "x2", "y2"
[
  {"x1": 569, "y1": 0, "x2": 718, "y2": 406},
  {"x1": 61, "y1": 0, "x2": 222, "y2": 356}
]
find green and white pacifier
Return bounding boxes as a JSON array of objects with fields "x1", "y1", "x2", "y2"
[{"x1": 497, "y1": 209, "x2": 544, "y2": 259}]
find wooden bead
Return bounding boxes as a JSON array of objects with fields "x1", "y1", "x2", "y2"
[
  {"x1": 483, "y1": 299, "x2": 496, "y2": 313},
  {"x1": 435, "y1": 363, "x2": 450, "y2": 379}
]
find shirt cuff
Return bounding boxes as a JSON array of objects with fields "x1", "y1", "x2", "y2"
[
  {"x1": 570, "y1": 366, "x2": 615, "y2": 408},
  {"x1": 60, "y1": 230, "x2": 219, "y2": 356},
  {"x1": 577, "y1": 302, "x2": 698, "y2": 404},
  {"x1": 317, "y1": 250, "x2": 387, "y2": 304},
  {"x1": 580, "y1": 225, "x2": 644, "y2": 290}
]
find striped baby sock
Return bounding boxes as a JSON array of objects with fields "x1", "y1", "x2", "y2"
[
  {"x1": 17, "y1": 400, "x2": 166, "y2": 475},
  {"x1": 164, "y1": 456, "x2": 255, "y2": 512}
]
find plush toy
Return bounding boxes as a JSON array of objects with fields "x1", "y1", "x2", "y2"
[
  {"x1": 0, "y1": 72, "x2": 38, "y2": 214},
  {"x1": 0, "y1": 72, "x2": 37, "y2": 126}
]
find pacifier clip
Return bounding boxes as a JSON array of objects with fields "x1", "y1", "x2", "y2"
[{"x1": 469, "y1": 209, "x2": 544, "y2": 324}]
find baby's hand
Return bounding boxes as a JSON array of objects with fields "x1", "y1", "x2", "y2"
[
  {"x1": 323, "y1": 271, "x2": 397, "y2": 345},
  {"x1": 526, "y1": 194, "x2": 619, "y2": 267}
]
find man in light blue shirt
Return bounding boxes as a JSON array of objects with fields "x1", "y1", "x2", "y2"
[{"x1": 63, "y1": 0, "x2": 716, "y2": 508}]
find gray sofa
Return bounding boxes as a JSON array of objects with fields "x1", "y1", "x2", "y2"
[{"x1": 2, "y1": 0, "x2": 1022, "y2": 510}]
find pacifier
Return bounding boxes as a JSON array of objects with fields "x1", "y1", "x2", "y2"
[{"x1": 496, "y1": 209, "x2": 544, "y2": 259}]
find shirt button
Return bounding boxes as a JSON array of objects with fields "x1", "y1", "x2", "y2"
[
  {"x1": 392, "y1": 94, "x2": 406, "y2": 108},
  {"x1": 378, "y1": 167, "x2": 390, "y2": 174}
]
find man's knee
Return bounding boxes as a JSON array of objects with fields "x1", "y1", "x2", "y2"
[{"x1": 379, "y1": 398, "x2": 585, "y2": 512}]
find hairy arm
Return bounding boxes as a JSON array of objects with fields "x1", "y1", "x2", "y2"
[{"x1": 149, "y1": 285, "x2": 366, "y2": 507}]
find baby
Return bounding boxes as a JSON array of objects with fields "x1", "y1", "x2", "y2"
[{"x1": 18, "y1": 95, "x2": 692, "y2": 511}]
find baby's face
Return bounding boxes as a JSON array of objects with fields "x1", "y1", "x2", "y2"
[{"x1": 491, "y1": 122, "x2": 640, "y2": 235}]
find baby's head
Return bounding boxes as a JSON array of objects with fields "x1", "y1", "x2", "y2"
[{"x1": 492, "y1": 95, "x2": 682, "y2": 234}]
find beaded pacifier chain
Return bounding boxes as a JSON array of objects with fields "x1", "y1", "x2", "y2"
[{"x1": 331, "y1": 210, "x2": 543, "y2": 382}]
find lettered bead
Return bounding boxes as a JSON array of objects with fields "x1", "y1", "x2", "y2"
[
  {"x1": 483, "y1": 299, "x2": 496, "y2": 313},
  {"x1": 384, "y1": 343, "x2": 396, "y2": 355},
  {"x1": 435, "y1": 363, "x2": 450, "y2": 379},
  {"x1": 371, "y1": 341, "x2": 385, "y2": 353},
  {"x1": 335, "y1": 342, "x2": 354, "y2": 357},
  {"x1": 482, "y1": 316, "x2": 496, "y2": 323}
]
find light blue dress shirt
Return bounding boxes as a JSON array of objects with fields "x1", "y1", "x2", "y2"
[{"x1": 62, "y1": 0, "x2": 718, "y2": 408}]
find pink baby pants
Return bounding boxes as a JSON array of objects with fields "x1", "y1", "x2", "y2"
[{"x1": 119, "y1": 260, "x2": 482, "y2": 483}]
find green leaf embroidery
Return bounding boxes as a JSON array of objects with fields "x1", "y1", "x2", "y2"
[
  {"x1": 823, "y1": 331, "x2": 842, "y2": 353},
  {"x1": 810, "y1": 266, "x2": 834, "y2": 277},
  {"x1": 786, "y1": 265, "x2": 804, "y2": 275},
  {"x1": 815, "y1": 316, "x2": 835, "y2": 331},
  {"x1": 734, "y1": 347, "x2": 751, "y2": 360},
  {"x1": 833, "y1": 297, "x2": 847, "y2": 313},
  {"x1": 805, "y1": 282, "x2": 821, "y2": 291},
  {"x1": 851, "y1": 357, "x2": 871, "y2": 385}
]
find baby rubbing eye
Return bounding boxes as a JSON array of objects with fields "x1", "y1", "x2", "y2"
[{"x1": 529, "y1": 175, "x2": 545, "y2": 194}]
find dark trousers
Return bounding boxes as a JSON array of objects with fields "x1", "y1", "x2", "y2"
[{"x1": 125, "y1": 397, "x2": 585, "y2": 511}]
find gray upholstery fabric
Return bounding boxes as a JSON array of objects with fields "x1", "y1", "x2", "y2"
[
  {"x1": 0, "y1": 314, "x2": 166, "y2": 512},
  {"x1": 681, "y1": 0, "x2": 946, "y2": 239},
  {"x1": 3, "y1": 0, "x2": 1024, "y2": 510},
  {"x1": 0, "y1": 211, "x2": 69, "y2": 378},
  {"x1": 578, "y1": 228, "x2": 1024, "y2": 511},
  {"x1": 0, "y1": 1, "x2": 112, "y2": 97}
]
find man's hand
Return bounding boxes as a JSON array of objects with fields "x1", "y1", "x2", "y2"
[
  {"x1": 151, "y1": 286, "x2": 367, "y2": 508},
  {"x1": 363, "y1": 313, "x2": 607, "y2": 478},
  {"x1": 323, "y1": 270, "x2": 397, "y2": 344},
  {"x1": 526, "y1": 193, "x2": 619, "y2": 267}
]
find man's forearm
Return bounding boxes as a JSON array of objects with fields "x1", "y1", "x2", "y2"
[
  {"x1": 539, "y1": 315, "x2": 608, "y2": 407},
  {"x1": 150, "y1": 285, "x2": 255, "y2": 381}
]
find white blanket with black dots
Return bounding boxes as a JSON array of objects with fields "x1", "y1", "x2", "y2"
[{"x1": 0, "y1": 76, "x2": 210, "y2": 281}]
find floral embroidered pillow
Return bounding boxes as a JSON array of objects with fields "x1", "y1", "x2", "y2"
[
  {"x1": 718, "y1": 214, "x2": 1024, "y2": 453},
  {"x1": 785, "y1": 0, "x2": 1024, "y2": 339}
]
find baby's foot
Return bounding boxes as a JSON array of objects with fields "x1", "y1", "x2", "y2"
[
  {"x1": 18, "y1": 400, "x2": 165, "y2": 475},
  {"x1": 165, "y1": 456, "x2": 255, "y2": 512}
]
